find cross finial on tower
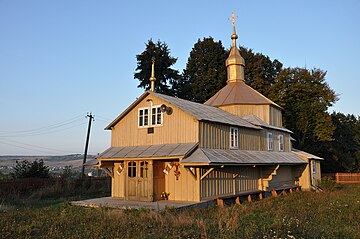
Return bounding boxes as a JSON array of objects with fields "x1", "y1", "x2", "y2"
[
  {"x1": 228, "y1": 10, "x2": 239, "y2": 47},
  {"x1": 228, "y1": 10, "x2": 238, "y2": 28}
]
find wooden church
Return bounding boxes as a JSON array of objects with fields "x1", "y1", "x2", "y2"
[{"x1": 96, "y1": 14, "x2": 322, "y2": 202}]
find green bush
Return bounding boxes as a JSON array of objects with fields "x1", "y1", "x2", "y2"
[
  {"x1": 318, "y1": 177, "x2": 341, "y2": 191},
  {"x1": 12, "y1": 159, "x2": 50, "y2": 179}
]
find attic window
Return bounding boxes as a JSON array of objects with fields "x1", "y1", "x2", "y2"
[
  {"x1": 230, "y1": 127, "x2": 239, "y2": 149},
  {"x1": 267, "y1": 132, "x2": 273, "y2": 151},
  {"x1": 139, "y1": 106, "x2": 163, "y2": 128}
]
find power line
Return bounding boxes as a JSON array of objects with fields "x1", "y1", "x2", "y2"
[
  {"x1": 0, "y1": 115, "x2": 84, "y2": 137},
  {"x1": 0, "y1": 139, "x2": 78, "y2": 154},
  {"x1": 0, "y1": 122, "x2": 87, "y2": 138}
]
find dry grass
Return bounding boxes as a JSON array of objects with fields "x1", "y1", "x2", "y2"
[{"x1": 1, "y1": 184, "x2": 360, "y2": 238}]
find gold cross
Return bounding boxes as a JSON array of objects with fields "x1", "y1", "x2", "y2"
[{"x1": 228, "y1": 10, "x2": 238, "y2": 27}]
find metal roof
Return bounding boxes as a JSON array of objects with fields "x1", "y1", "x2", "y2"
[
  {"x1": 242, "y1": 115, "x2": 292, "y2": 133},
  {"x1": 181, "y1": 148, "x2": 307, "y2": 165},
  {"x1": 106, "y1": 91, "x2": 260, "y2": 130},
  {"x1": 292, "y1": 148, "x2": 324, "y2": 160},
  {"x1": 152, "y1": 92, "x2": 260, "y2": 130},
  {"x1": 97, "y1": 143, "x2": 198, "y2": 159},
  {"x1": 204, "y1": 82, "x2": 281, "y2": 108}
]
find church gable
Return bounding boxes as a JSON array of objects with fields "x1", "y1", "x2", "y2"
[{"x1": 110, "y1": 93, "x2": 199, "y2": 147}]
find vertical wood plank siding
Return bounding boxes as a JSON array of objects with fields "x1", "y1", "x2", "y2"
[
  {"x1": 200, "y1": 167, "x2": 259, "y2": 199},
  {"x1": 199, "y1": 122, "x2": 290, "y2": 151},
  {"x1": 111, "y1": 95, "x2": 199, "y2": 147},
  {"x1": 220, "y1": 105, "x2": 270, "y2": 124}
]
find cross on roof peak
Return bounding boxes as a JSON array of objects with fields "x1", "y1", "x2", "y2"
[{"x1": 228, "y1": 10, "x2": 238, "y2": 27}]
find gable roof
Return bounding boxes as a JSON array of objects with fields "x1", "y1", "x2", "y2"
[
  {"x1": 181, "y1": 148, "x2": 306, "y2": 166},
  {"x1": 204, "y1": 82, "x2": 281, "y2": 108},
  {"x1": 242, "y1": 115, "x2": 292, "y2": 133},
  {"x1": 105, "y1": 91, "x2": 261, "y2": 130}
]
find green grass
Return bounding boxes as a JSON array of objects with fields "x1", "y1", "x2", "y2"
[{"x1": 1, "y1": 184, "x2": 360, "y2": 238}]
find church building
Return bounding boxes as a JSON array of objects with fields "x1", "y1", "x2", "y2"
[{"x1": 96, "y1": 13, "x2": 322, "y2": 202}]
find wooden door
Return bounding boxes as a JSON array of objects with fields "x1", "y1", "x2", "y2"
[
  {"x1": 153, "y1": 161, "x2": 165, "y2": 201},
  {"x1": 126, "y1": 160, "x2": 153, "y2": 201}
]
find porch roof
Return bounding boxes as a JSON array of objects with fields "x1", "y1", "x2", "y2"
[
  {"x1": 97, "y1": 143, "x2": 198, "y2": 160},
  {"x1": 292, "y1": 148, "x2": 324, "y2": 160},
  {"x1": 181, "y1": 148, "x2": 307, "y2": 166}
]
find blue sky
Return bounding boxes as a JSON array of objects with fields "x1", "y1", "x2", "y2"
[{"x1": 0, "y1": 0, "x2": 359, "y2": 155}]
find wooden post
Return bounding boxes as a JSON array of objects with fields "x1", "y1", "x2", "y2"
[
  {"x1": 217, "y1": 198, "x2": 224, "y2": 208},
  {"x1": 259, "y1": 192, "x2": 263, "y2": 200},
  {"x1": 235, "y1": 197, "x2": 240, "y2": 205},
  {"x1": 289, "y1": 188, "x2": 293, "y2": 193},
  {"x1": 296, "y1": 187, "x2": 300, "y2": 192},
  {"x1": 281, "y1": 190, "x2": 286, "y2": 196},
  {"x1": 336, "y1": 173, "x2": 339, "y2": 184},
  {"x1": 247, "y1": 195, "x2": 252, "y2": 202},
  {"x1": 271, "y1": 189, "x2": 278, "y2": 197}
]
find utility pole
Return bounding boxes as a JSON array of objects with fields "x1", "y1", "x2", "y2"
[{"x1": 82, "y1": 112, "x2": 94, "y2": 177}]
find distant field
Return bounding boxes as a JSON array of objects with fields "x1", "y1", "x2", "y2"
[
  {"x1": 0, "y1": 154, "x2": 97, "y2": 173},
  {"x1": 1, "y1": 184, "x2": 360, "y2": 238}
]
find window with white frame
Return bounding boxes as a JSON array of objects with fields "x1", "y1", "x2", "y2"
[
  {"x1": 267, "y1": 132, "x2": 273, "y2": 151},
  {"x1": 230, "y1": 127, "x2": 239, "y2": 149},
  {"x1": 278, "y1": 134, "x2": 284, "y2": 151},
  {"x1": 139, "y1": 106, "x2": 163, "y2": 127},
  {"x1": 312, "y1": 161, "x2": 317, "y2": 174}
]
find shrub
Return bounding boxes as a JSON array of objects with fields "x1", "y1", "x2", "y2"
[
  {"x1": 318, "y1": 177, "x2": 340, "y2": 191},
  {"x1": 12, "y1": 159, "x2": 50, "y2": 179}
]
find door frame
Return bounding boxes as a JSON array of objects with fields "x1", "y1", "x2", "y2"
[{"x1": 125, "y1": 160, "x2": 153, "y2": 201}]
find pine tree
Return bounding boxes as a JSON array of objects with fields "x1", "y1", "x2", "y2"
[
  {"x1": 134, "y1": 39, "x2": 180, "y2": 95},
  {"x1": 174, "y1": 37, "x2": 227, "y2": 102}
]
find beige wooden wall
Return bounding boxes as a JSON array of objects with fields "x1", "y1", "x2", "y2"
[
  {"x1": 220, "y1": 104, "x2": 270, "y2": 124},
  {"x1": 219, "y1": 104, "x2": 283, "y2": 127},
  {"x1": 199, "y1": 122, "x2": 261, "y2": 150},
  {"x1": 112, "y1": 162, "x2": 125, "y2": 198},
  {"x1": 165, "y1": 164, "x2": 200, "y2": 202},
  {"x1": 111, "y1": 95, "x2": 199, "y2": 147},
  {"x1": 269, "y1": 106, "x2": 283, "y2": 127},
  {"x1": 199, "y1": 122, "x2": 290, "y2": 152},
  {"x1": 260, "y1": 129, "x2": 291, "y2": 152},
  {"x1": 267, "y1": 166, "x2": 295, "y2": 189},
  {"x1": 200, "y1": 167, "x2": 260, "y2": 200}
]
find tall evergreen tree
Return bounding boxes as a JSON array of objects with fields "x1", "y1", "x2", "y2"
[
  {"x1": 239, "y1": 47, "x2": 283, "y2": 96},
  {"x1": 174, "y1": 37, "x2": 227, "y2": 102},
  {"x1": 134, "y1": 39, "x2": 180, "y2": 95},
  {"x1": 269, "y1": 67, "x2": 338, "y2": 150}
]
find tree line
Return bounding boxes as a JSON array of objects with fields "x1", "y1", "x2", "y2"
[{"x1": 134, "y1": 38, "x2": 360, "y2": 173}]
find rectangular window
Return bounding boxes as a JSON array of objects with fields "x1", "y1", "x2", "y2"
[
  {"x1": 312, "y1": 161, "x2": 316, "y2": 174},
  {"x1": 139, "y1": 106, "x2": 162, "y2": 128},
  {"x1": 267, "y1": 132, "x2": 273, "y2": 151},
  {"x1": 278, "y1": 135, "x2": 284, "y2": 151},
  {"x1": 230, "y1": 127, "x2": 239, "y2": 149}
]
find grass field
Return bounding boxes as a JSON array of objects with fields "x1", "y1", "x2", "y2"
[{"x1": 1, "y1": 184, "x2": 360, "y2": 239}]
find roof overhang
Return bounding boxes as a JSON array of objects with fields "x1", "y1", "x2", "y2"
[
  {"x1": 97, "y1": 143, "x2": 198, "y2": 161},
  {"x1": 181, "y1": 148, "x2": 307, "y2": 166}
]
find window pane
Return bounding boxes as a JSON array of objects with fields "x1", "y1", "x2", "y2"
[
  {"x1": 157, "y1": 107, "x2": 162, "y2": 124},
  {"x1": 128, "y1": 161, "x2": 136, "y2": 178},
  {"x1": 140, "y1": 161, "x2": 148, "y2": 178},
  {"x1": 139, "y1": 110, "x2": 143, "y2": 126},
  {"x1": 144, "y1": 109, "x2": 148, "y2": 126}
]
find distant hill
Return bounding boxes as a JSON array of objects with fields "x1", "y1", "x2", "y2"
[{"x1": 0, "y1": 154, "x2": 97, "y2": 172}]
